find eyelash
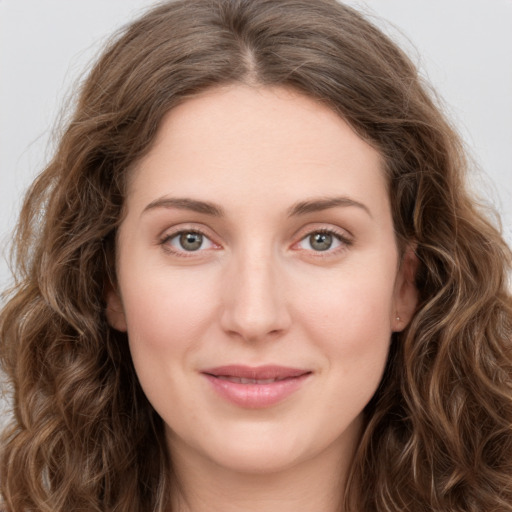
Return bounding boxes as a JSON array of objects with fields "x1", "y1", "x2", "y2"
[{"x1": 159, "y1": 227, "x2": 352, "y2": 257}]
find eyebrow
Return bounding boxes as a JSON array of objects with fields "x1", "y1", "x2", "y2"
[
  {"x1": 142, "y1": 197, "x2": 224, "y2": 217},
  {"x1": 287, "y1": 196, "x2": 372, "y2": 218},
  {"x1": 141, "y1": 195, "x2": 371, "y2": 218}
]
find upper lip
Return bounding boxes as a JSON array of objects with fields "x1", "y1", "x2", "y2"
[{"x1": 202, "y1": 365, "x2": 311, "y2": 380}]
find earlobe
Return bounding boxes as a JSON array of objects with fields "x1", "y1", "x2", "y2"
[
  {"x1": 105, "y1": 284, "x2": 128, "y2": 332},
  {"x1": 392, "y1": 246, "x2": 419, "y2": 332}
]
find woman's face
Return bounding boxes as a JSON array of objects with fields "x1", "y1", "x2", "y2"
[{"x1": 107, "y1": 85, "x2": 417, "y2": 476}]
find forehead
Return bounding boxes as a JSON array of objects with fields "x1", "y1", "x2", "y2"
[{"x1": 127, "y1": 85, "x2": 388, "y2": 216}]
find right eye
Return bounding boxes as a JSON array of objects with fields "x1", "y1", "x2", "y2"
[{"x1": 162, "y1": 230, "x2": 216, "y2": 254}]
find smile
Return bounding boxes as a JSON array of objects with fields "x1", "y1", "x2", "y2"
[{"x1": 201, "y1": 365, "x2": 312, "y2": 408}]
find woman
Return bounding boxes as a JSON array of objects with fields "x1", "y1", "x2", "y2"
[{"x1": 1, "y1": 0, "x2": 511, "y2": 511}]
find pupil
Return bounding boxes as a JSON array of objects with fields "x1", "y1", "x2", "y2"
[
  {"x1": 180, "y1": 232, "x2": 203, "y2": 251},
  {"x1": 310, "y1": 233, "x2": 332, "y2": 251}
]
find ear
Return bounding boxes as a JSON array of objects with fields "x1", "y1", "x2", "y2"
[
  {"x1": 105, "y1": 283, "x2": 128, "y2": 332},
  {"x1": 392, "y1": 245, "x2": 419, "y2": 332}
]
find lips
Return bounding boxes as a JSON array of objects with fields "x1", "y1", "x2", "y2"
[{"x1": 201, "y1": 365, "x2": 311, "y2": 408}]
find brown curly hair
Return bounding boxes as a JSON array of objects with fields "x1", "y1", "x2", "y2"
[{"x1": 1, "y1": 0, "x2": 511, "y2": 510}]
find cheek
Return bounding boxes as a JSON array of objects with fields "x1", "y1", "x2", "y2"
[
  {"x1": 120, "y1": 266, "x2": 220, "y2": 361},
  {"x1": 119, "y1": 267, "x2": 222, "y2": 415},
  {"x1": 294, "y1": 265, "x2": 396, "y2": 364}
]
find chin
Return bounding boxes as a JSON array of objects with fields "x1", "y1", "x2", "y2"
[
  {"x1": 208, "y1": 442, "x2": 307, "y2": 475},
  {"x1": 167, "y1": 420, "x2": 318, "y2": 474}
]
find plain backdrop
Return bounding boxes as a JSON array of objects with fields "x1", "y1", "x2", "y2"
[{"x1": 0, "y1": 1, "x2": 511, "y2": 418}]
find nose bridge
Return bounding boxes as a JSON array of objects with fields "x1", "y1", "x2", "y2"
[{"x1": 220, "y1": 240, "x2": 290, "y2": 341}]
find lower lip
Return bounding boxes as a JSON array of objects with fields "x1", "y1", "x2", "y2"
[{"x1": 203, "y1": 373, "x2": 310, "y2": 408}]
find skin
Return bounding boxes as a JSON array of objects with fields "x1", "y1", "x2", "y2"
[{"x1": 107, "y1": 85, "x2": 417, "y2": 512}]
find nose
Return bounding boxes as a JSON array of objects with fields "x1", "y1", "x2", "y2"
[{"x1": 220, "y1": 249, "x2": 292, "y2": 342}]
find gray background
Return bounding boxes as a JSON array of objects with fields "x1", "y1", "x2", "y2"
[{"x1": 1, "y1": 0, "x2": 511, "y2": 419}]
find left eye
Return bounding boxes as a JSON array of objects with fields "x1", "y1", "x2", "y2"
[
  {"x1": 167, "y1": 231, "x2": 215, "y2": 252},
  {"x1": 297, "y1": 231, "x2": 344, "y2": 252}
]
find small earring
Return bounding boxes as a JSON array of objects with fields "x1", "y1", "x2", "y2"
[{"x1": 396, "y1": 316, "x2": 400, "y2": 322}]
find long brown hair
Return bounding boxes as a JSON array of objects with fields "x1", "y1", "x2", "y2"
[{"x1": 1, "y1": 1, "x2": 511, "y2": 510}]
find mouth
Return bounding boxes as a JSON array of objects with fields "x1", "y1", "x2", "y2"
[
  {"x1": 201, "y1": 365, "x2": 312, "y2": 408},
  {"x1": 212, "y1": 376, "x2": 294, "y2": 384}
]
